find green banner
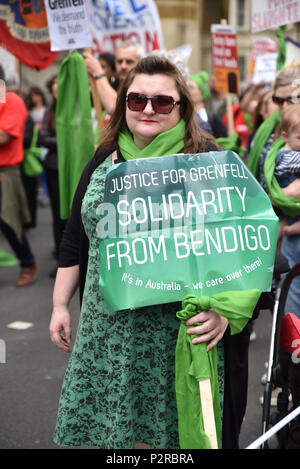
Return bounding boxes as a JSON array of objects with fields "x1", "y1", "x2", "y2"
[{"x1": 98, "y1": 152, "x2": 278, "y2": 311}]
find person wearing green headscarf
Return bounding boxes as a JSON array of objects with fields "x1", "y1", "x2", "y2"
[
  {"x1": 190, "y1": 71, "x2": 210, "y2": 101},
  {"x1": 50, "y1": 56, "x2": 260, "y2": 450}
]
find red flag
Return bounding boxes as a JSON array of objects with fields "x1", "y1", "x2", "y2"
[{"x1": 0, "y1": 1, "x2": 58, "y2": 70}]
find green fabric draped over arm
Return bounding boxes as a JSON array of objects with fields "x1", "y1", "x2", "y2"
[
  {"x1": 264, "y1": 137, "x2": 300, "y2": 217},
  {"x1": 175, "y1": 289, "x2": 261, "y2": 449}
]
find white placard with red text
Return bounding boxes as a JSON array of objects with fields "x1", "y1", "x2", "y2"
[
  {"x1": 211, "y1": 24, "x2": 240, "y2": 95},
  {"x1": 251, "y1": 0, "x2": 300, "y2": 33},
  {"x1": 249, "y1": 37, "x2": 277, "y2": 74}
]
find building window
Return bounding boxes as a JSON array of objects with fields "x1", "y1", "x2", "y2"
[
  {"x1": 237, "y1": 0, "x2": 245, "y2": 28},
  {"x1": 239, "y1": 55, "x2": 246, "y2": 83}
]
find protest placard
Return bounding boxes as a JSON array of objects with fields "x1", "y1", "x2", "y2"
[
  {"x1": 252, "y1": 0, "x2": 300, "y2": 33},
  {"x1": 252, "y1": 52, "x2": 278, "y2": 84},
  {"x1": 211, "y1": 24, "x2": 240, "y2": 95},
  {"x1": 87, "y1": 0, "x2": 164, "y2": 54},
  {"x1": 249, "y1": 37, "x2": 277, "y2": 76},
  {"x1": 44, "y1": 0, "x2": 92, "y2": 51},
  {"x1": 98, "y1": 152, "x2": 278, "y2": 312},
  {"x1": 286, "y1": 36, "x2": 300, "y2": 63}
]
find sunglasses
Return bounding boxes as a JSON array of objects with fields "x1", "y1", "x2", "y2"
[
  {"x1": 126, "y1": 92, "x2": 181, "y2": 114},
  {"x1": 272, "y1": 95, "x2": 300, "y2": 105}
]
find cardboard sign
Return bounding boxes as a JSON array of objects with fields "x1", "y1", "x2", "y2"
[
  {"x1": 44, "y1": 0, "x2": 92, "y2": 51},
  {"x1": 211, "y1": 24, "x2": 240, "y2": 95},
  {"x1": 252, "y1": 0, "x2": 300, "y2": 33},
  {"x1": 98, "y1": 152, "x2": 278, "y2": 312},
  {"x1": 86, "y1": 0, "x2": 164, "y2": 54}
]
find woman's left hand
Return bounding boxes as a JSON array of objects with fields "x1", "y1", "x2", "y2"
[{"x1": 186, "y1": 310, "x2": 229, "y2": 351}]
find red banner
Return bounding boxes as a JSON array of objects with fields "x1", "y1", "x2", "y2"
[{"x1": 0, "y1": 1, "x2": 58, "y2": 70}]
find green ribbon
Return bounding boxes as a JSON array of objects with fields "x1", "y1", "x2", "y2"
[
  {"x1": 118, "y1": 119, "x2": 186, "y2": 160},
  {"x1": 264, "y1": 136, "x2": 300, "y2": 217},
  {"x1": 56, "y1": 50, "x2": 95, "y2": 219},
  {"x1": 175, "y1": 290, "x2": 261, "y2": 449},
  {"x1": 276, "y1": 25, "x2": 287, "y2": 71},
  {"x1": 247, "y1": 109, "x2": 281, "y2": 179}
]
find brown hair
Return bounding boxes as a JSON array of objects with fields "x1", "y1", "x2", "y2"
[
  {"x1": 281, "y1": 103, "x2": 300, "y2": 134},
  {"x1": 98, "y1": 55, "x2": 218, "y2": 154}
]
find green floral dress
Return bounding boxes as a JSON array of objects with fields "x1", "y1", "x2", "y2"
[{"x1": 54, "y1": 158, "x2": 224, "y2": 449}]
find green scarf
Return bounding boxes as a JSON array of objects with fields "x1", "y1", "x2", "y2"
[
  {"x1": 56, "y1": 50, "x2": 95, "y2": 219},
  {"x1": 118, "y1": 119, "x2": 186, "y2": 160},
  {"x1": 176, "y1": 290, "x2": 261, "y2": 449},
  {"x1": 264, "y1": 137, "x2": 300, "y2": 217},
  {"x1": 276, "y1": 25, "x2": 287, "y2": 71},
  {"x1": 247, "y1": 109, "x2": 281, "y2": 179}
]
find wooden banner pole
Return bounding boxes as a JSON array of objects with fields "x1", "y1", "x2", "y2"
[
  {"x1": 199, "y1": 379, "x2": 218, "y2": 449},
  {"x1": 220, "y1": 18, "x2": 235, "y2": 138},
  {"x1": 226, "y1": 93, "x2": 235, "y2": 137}
]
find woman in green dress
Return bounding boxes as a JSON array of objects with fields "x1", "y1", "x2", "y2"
[{"x1": 50, "y1": 56, "x2": 259, "y2": 449}]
